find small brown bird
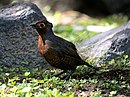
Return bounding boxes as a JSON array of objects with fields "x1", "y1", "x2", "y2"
[{"x1": 30, "y1": 20, "x2": 97, "y2": 80}]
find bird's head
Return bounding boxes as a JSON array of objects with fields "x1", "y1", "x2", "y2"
[{"x1": 30, "y1": 20, "x2": 53, "y2": 34}]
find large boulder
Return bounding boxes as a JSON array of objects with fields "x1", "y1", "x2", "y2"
[
  {"x1": 71, "y1": 0, "x2": 130, "y2": 17},
  {"x1": 2, "y1": 0, "x2": 130, "y2": 17},
  {"x1": 29, "y1": 0, "x2": 130, "y2": 17},
  {"x1": 78, "y1": 21, "x2": 130, "y2": 63},
  {"x1": 0, "y1": 2, "x2": 47, "y2": 66}
]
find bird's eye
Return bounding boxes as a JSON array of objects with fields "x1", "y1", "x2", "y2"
[{"x1": 38, "y1": 23, "x2": 46, "y2": 28}]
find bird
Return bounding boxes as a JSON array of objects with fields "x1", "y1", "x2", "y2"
[{"x1": 30, "y1": 20, "x2": 98, "y2": 80}]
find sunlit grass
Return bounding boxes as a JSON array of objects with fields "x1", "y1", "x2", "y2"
[{"x1": 45, "y1": 10, "x2": 128, "y2": 44}]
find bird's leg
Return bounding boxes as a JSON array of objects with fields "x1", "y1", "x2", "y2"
[
  {"x1": 85, "y1": 62, "x2": 99, "y2": 70},
  {"x1": 63, "y1": 69, "x2": 75, "y2": 80},
  {"x1": 54, "y1": 70, "x2": 67, "y2": 77}
]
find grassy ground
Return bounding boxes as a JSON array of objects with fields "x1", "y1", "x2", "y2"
[
  {"x1": 1, "y1": 59, "x2": 130, "y2": 97},
  {"x1": 1, "y1": 9, "x2": 130, "y2": 96}
]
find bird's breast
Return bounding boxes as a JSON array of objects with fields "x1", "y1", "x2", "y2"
[{"x1": 38, "y1": 35, "x2": 46, "y2": 56}]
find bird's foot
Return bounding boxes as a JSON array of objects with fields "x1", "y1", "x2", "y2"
[
  {"x1": 61, "y1": 70, "x2": 75, "y2": 80},
  {"x1": 93, "y1": 67, "x2": 100, "y2": 71},
  {"x1": 61, "y1": 75, "x2": 70, "y2": 80},
  {"x1": 54, "y1": 70, "x2": 67, "y2": 77}
]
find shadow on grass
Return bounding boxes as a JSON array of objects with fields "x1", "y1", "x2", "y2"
[{"x1": 72, "y1": 67, "x2": 130, "y2": 96}]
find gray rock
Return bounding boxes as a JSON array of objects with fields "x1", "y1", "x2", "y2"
[
  {"x1": 0, "y1": 2, "x2": 48, "y2": 66},
  {"x1": 78, "y1": 21, "x2": 130, "y2": 63}
]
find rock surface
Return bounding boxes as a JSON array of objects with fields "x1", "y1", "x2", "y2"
[
  {"x1": 0, "y1": 2, "x2": 47, "y2": 66},
  {"x1": 78, "y1": 21, "x2": 130, "y2": 63},
  {"x1": 35, "y1": 0, "x2": 130, "y2": 17}
]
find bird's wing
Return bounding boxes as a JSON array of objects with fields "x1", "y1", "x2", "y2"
[{"x1": 52, "y1": 38, "x2": 81, "y2": 59}]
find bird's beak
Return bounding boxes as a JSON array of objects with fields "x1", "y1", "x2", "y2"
[{"x1": 30, "y1": 23, "x2": 36, "y2": 27}]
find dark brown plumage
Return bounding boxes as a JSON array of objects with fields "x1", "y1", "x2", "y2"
[{"x1": 30, "y1": 20, "x2": 97, "y2": 80}]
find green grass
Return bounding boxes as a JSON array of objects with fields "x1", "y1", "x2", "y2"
[
  {"x1": 1, "y1": 10, "x2": 130, "y2": 96},
  {"x1": 52, "y1": 13, "x2": 128, "y2": 43},
  {"x1": 1, "y1": 56, "x2": 130, "y2": 96}
]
